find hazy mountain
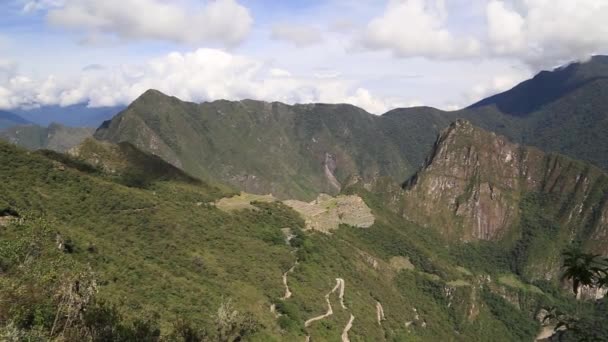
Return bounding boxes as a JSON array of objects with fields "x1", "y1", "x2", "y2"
[
  {"x1": 14, "y1": 103, "x2": 125, "y2": 127},
  {"x1": 0, "y1": 123, "x2": 94, "y2": 152},
  {"x1": 0, "y1": 110, "x2": 30, "y2": 130}
]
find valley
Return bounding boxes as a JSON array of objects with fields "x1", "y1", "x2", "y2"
[{"x1": 1, "y1": 57, "x2": 608, "y2": 341}]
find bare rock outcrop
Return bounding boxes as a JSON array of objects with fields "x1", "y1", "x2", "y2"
[{"x1": 402, "y1": 120, "x2": 608, "y2": 250}]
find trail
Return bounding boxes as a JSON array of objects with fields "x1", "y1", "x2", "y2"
[
  {"x1": 304, "y1": 278, "x2": 358, "y2": 342},
  {"x1": 341, "y1": 314, "x2": 355, "y2": 342},
  {"x1": 336, "y1": 278, "x2": 346, "y2": 309},
  {"x1": 304, "y1": 292, "x2": 334, "y2": 327},
  {"x1": 376, "y1": 301, "x2": 385, "y2": 325},
  {"x1": 304, "y1": 278, "x2": 344, "y2": 327},
  {"x1": 281, "y1": 262, "x2": 298, "y2": 300}
]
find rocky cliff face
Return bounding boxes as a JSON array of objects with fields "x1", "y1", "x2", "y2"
[{"x1": 402, "y1": 120, "x2": 608, "y2": 255}]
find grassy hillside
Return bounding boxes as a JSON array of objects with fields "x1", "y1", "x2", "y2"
[
  {"x1": 94, "y1": 90, "x2": 445, "y2": 200},
  {"x1": 0, "y1": 140, "x2": 586, "y2": 341}
]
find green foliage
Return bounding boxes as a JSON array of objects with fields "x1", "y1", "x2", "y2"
[
  {"x1": 510, "y1": 193, "x2": 561, "y2": 276},
  {"x1": 450, "y1": 241, "x2": 511, "y2": 276},
  {"x1": 481, "y1": 289, "x2": 540, "y2": 341},
  {"x1": 561, "y1": 248, "x2": 608, "y2": 294},
  {"x1": 0, "y1": 140, "x2": 596, "y2": 341}
]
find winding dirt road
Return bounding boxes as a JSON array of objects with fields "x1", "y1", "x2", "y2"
[
  {"x1": 341, "y1": 314, "x2": 355, "y2": 342},
  {"x1": 281, "y1": 262, "x2": 298, "y2": 300},
  {"x1": 376, "y1": 301, "x2": 385, "y2": 325},
  {"x1": 304, "y1": 278, "x2": 344, "y2": 327}
]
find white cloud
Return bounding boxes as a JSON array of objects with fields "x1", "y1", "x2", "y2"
[
  {"x1": 269, "y1": 68, "x2": 292, "y2": 78},
  {"x1": 22, "y1": 0, "x2": 63, "y2": 12},
  {"x1": 360, "y1": 0, "x2": 481, "y2": 59},
  {"x1": 464, "y1": 71, "x2": 531, "y2": 105},
  {"x1": 487, "y1": 0, "x2": 608, "y2": 67},
  {"x1": 271, "y1": 24, "x2": 324, "y2": 47},
  {"x1": 0, "y1": 48, "x2": 405, "y2": 114},
  {"x1": 44, "y1": 0, "x2": 253, "y2": 46}
]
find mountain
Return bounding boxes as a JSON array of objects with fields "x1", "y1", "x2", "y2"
[
  {"x1": 469, "y1": 55, "x2": 608, "y2": 116},
  {"x1": 4, "y1": 57, "x2": 608, "y2": 340},
  {"x1": 399, "y1": 120, "x2": 608, "y2": 282},
  {"x1": 3, "y1": 138, "x2": 589, "y2": 341},
  {"x1": 0, "y1": 123, "x2": 94, "y2": 152},
  {"x1": 95, "y1": 90, "x2": 448, "y2": 200},
  {"x1": 68, "y1": 138, "x2": 203, "y2": 187},
  {"x1": 93, "y1": 57, "x2": 608, "y2": 201},
  {"x1": 14, "y1": 103, "x2": 125, "y2": 127},
  {"x1": 387, "y1": 55, "x2": 608, "y2": 172},
  {"x1": 0, "y1": 110, "x2": 30, "y2": 130}
]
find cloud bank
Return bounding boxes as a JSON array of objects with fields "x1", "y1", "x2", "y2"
[
  {"x1": 360, "y1": 0, "x2": 481, "y2": 59},
  {"x1": 487, "y1": 0, "x2": 608, "y2": 67},
  {"x1": 271, "y1": 24, "x2": 324, "y2": 47},
  {"x1": 0, "y1": 48, "x2": 405, "y2": 114},
  {"x1": 42, "y1": 0, "x2": 253, "y2": 46}
]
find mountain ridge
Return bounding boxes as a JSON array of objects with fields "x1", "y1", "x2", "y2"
[
  {"x1": 93, "y1": 53, "x2": 608, "y2": 200},
  {"x1": 94, "y1": 91, "x2": 428, "y2": 200},
  {"x1": 0, "y1": 110, "x2": 30, "y2": 130},
  {"x1": 0, "y1": 122, "x2": 94, "y2": 152}
]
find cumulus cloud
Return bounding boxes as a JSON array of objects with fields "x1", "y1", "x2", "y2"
[
  {"x1": 487, "y1": 0, "x2": 608, "y2": 67},
  {"x1": 360, "y1": 0, "x2": 480, "y2": 59},
  {"x1": 43, "y1": 0, "x2": 252, "y2": 46},
  {"x1": 0, "y1": 48, "x2": 405, "y2": 114},
  {"x1": 464, "y1": 71, "x2": 531, "y2": 105},
  {"x1": 271, "y1": 24, "x2": 324, "y2": 47}
]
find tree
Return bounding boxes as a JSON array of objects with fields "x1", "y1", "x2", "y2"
[{"x1": 561, "y1": 249, "x2": 607, "y2": 295}]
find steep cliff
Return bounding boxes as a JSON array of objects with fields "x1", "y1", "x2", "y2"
[{"x1": 401, "y1": 120, "x2": 608, "y2": 279}]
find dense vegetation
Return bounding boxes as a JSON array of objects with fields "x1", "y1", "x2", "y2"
[{"x1": 0, "y1": 140, "x2": 591, "y2": 340}]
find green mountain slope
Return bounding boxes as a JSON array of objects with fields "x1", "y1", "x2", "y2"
[
  {"x1": 1, "y1": 140, "x2": 587, "y2": 341},
  {"x1": 387, "y1": 56, "x2": 608, "y2": 171},
  {"x1": 93, "y1": 57, "x2": 608, "y2": 202},
  {"x1": 468, "y1": 55, "x2": 608, "y2": 116},
  {"x1": 0, "y1": 123, "x2": 94, "y2": 152},
  {"x1": 95, "y1": 90, "x2": 443, "y2": 200}
]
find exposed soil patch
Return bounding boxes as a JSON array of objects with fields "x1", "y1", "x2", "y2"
[{"x1": 215, "y1": 192, "x2": 276, "y2": 212}]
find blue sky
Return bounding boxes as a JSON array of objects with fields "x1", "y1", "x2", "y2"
[{"x1": 1, "y1": 0, "x2": 607, "y2": 113}]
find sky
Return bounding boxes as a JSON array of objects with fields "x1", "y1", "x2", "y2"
[{"x1": 1, "y1": 0, "x2": 607, "y2": 114}]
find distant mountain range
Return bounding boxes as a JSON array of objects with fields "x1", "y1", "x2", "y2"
[
  {"x1": 0, "y1": 123, "x2": 94, "y2": 152},
  {"x1": 0, "y1": 110, "x2": 30, "y2": 130},
  {"x1": 94, "y1": 56, "x2": 608, "y2": 200},
  {"x1": 13, "y1": 103, "x2": 124, "y2": 127}
]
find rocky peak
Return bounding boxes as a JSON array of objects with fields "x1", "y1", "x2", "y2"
[{"x1": 402, "y1": 120, "x2": 608, "y2": 248}]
